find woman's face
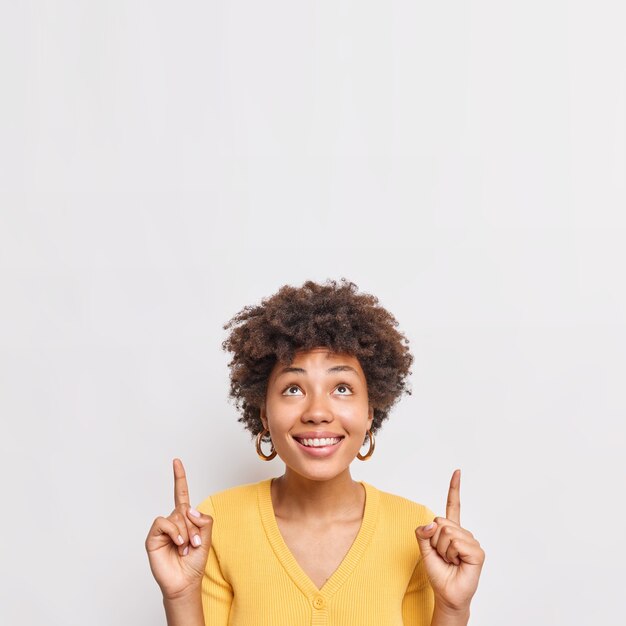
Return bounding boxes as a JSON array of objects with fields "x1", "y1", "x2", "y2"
[{"x1": 260, "y1": 347, "x2": 373, "y2": 482}]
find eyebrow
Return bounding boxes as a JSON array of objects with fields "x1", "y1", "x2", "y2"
[{"x1": 277, "y1": 365, "x2": 360, "y2": 376}]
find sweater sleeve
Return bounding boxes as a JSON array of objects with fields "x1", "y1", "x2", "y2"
[
  {"x1": 196, "y1": 496, "x2": 233, "y2": 626},
  {"x1": 402, "y1": 505, "x2": 435, "y2": 625}
]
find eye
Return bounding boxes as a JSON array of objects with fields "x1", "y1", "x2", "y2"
[
  {"x1": 334, "y1": 384, "x2": 353, "y2": 395},
  {"x1": 282, "y1": 385, "x2": 303, "y2": 396}
]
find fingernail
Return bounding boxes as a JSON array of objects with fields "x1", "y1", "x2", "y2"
[
  {"x1": 177, "y1": 534, "x2": 184, "y2": 545},
  {"x1": 193, "y1": 534, "x2": 202, "y2": 547},
  {"x1": 424, "y1": 522, "x2": 435, "y2": 531},
  {"x1": 183, "y1": 546, "x2": 189, "y2": 556},
  {"x1": 189, "y1": 508, "x2": 201, "y2": 518}
]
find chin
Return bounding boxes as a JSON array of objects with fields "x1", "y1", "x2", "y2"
[{"x1": 287, "y1": 460, "x2": 353, "y2": 482}]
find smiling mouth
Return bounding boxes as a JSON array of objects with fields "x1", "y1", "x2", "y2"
[{"x1": 292, "y1": 436, "x2": 344, "y2": 448}]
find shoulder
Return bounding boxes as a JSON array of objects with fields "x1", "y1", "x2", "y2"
[
  {"x1": 195, "y1": 480, "x2": 265, "y2": 518},
  {"x1": 195, "y1": 480, "x2": 269, "y2": 565},
  {"x1": 363, "y1": 484, "x2": 435, "y2": 565},
  {"x1": 366, "y1": 483, "x2": 435, "y2": 527}
]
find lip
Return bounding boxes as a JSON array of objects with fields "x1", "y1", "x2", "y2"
[
  {"x1": 292, "y1": 431, "x2": 345, "y2": 439},
  {"x1": 291, "y1": 432, "x2": 345, "y2": 458}
]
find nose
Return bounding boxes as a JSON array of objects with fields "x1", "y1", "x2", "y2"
[{"x1": 301, "y1": 391, "x2": 334, "y2": 424}]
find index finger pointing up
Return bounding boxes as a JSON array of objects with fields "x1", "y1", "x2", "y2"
[
  {"x1": 446, "y1": 469, "x2": 461, "y2": 524},
  {"x1": 173, "y1": 458, "x2": 190, "y2": 507}
]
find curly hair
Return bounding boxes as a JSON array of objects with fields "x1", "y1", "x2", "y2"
[{"x1": 222, "y1": 278, "x2": 413, "y2": 437}]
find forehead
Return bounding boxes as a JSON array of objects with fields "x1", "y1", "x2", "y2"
[
  {"x1": 270, "y1": 347, "x2": 364, "y2": 375},
  {"x1": 292, "y1": 347, "x2": 359, "y2": 364}
]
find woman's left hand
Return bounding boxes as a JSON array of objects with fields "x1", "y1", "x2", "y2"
[{"x1": 415, "y1": 470, "x2": 485, "y2": 615}]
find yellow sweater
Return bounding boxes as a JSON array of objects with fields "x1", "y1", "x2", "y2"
[{"x1": 196, "y1": 479, "x2": 436, "y2": 626}]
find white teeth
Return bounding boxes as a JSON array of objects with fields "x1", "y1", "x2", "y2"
[{"x1": 298, "y1": 437, "x2": 342, "y2": 447}]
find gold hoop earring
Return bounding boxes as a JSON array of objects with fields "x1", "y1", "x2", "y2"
[
  {"x1": 256, "y1": 429, "x2": 277, "y2": 461},
  {"x1": 357, "y1": 429, "x2": 375, "y2": 461}
]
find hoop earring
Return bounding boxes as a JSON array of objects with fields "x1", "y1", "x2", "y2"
[
  {"x1": 256, "y1": 429, "x2": 277, "y2": 461},
  {"x1": 357, "y1": 429, "x2": 375, "y2": 461}
]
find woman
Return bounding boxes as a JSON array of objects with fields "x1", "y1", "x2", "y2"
[{"x1": 145, "y1": 279, "x2": 485, "y2": 625}]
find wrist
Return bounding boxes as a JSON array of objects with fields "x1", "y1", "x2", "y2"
[
  {"x1": 162, "y1": 583, "x2": 202, "y2": 605},
  {"x1": 432, "y1": 601, "x2": 470, "y2": 626},
  {"x1": 162, "y1": 587, "x2": 204, "y2": 626}
]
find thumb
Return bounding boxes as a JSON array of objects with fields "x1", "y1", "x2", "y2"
[
  {"x1": 187, "y1": 508, "x2": 214, "y2": 548},
  {"x1": 415, "y1": 521, "x2": 437, "y2": 556}
]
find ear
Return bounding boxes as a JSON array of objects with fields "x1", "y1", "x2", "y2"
[
  {"x1": 259, "y1": 404, "x2": 269, "y2": 431},
  {"x1": 367, "y1": 405, "x2": 374, "y2": 429}
]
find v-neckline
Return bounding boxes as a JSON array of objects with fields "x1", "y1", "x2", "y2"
[{"x1": 257, "y1": 477, "x2": 380, "y2": 599}]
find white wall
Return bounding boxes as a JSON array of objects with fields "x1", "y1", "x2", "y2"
[{"x1": 1, "y1": 1, "x2": 624, "y2": 624}]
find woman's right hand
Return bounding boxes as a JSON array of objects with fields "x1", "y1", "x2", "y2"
[{"x1": 145, "y1": 458, "x2": 213, "y2": 600}]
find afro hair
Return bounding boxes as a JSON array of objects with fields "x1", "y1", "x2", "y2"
[{"x1": 222, "y1": 278, "x2": 413, "y2": 436}]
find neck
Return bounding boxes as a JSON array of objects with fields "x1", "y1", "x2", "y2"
[{"x1": 271, "y1": 467, "x2": 365, "y2": 522}]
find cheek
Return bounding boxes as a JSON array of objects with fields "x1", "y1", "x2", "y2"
[
  {"x1": 264, "y1": 400, "x2": 295, "y2": 429},
  {"x1": 336, "y1": 403, "x2": 370, "y2": 428}
]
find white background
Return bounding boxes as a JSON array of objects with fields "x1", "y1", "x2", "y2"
[{"x1": 1, "y1": 1, "x2": 625, "y2": 624}]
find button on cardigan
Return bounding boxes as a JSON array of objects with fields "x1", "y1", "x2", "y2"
[{"x1": 196, "y1": 479, "x2": 436, "y2": 626}]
